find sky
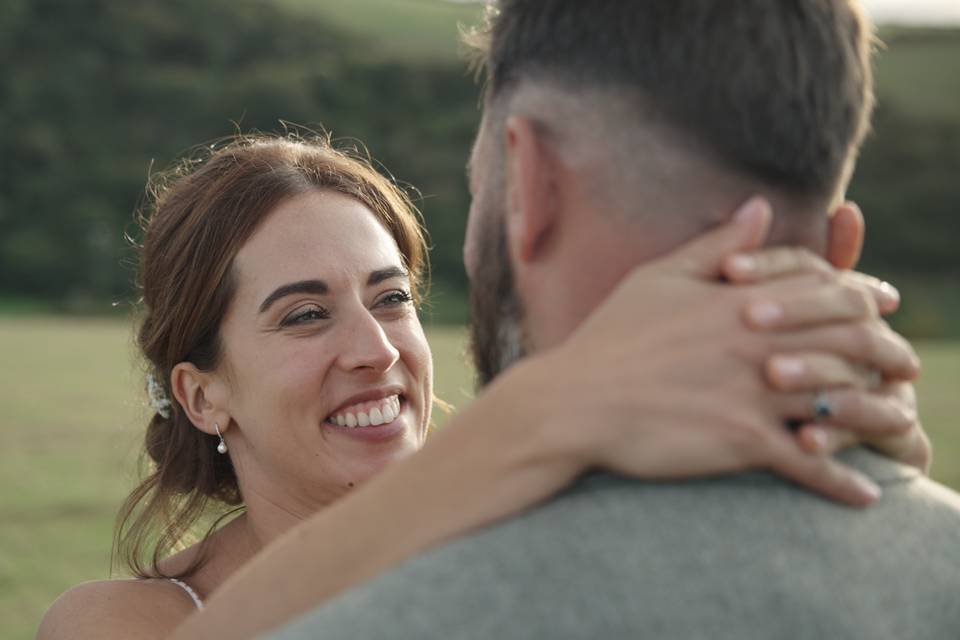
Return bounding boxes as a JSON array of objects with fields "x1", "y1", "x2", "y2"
[{"x1": 863, "y1": 0, "x2": 960, "y2": 25}]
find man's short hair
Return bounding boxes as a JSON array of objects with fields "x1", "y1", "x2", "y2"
[{"x1": 467, "y1": 0, "x2": 876, "y2": 200}]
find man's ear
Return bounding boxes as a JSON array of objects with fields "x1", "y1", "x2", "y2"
[
  {"x1": 826, "y1": 201, "x2": 865, "y2": 270},
  {"x1": 170, "y1": 362, "x2": 232, "y2": 435},
  {"x1": 503, "y1": 115, "x2": 557, "y2": 264}
]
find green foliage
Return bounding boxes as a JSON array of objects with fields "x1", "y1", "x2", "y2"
[
  {"x1": 0, "y1": 0, "x2": 480, "y2": 308},
  {"x1": 848, "y1": 99, "x2": 960, "y2": 337},
  {"x1": 0, "y1": 3, "x2": 957, "y2": 333},
  {"x1": 875, "y1": 27, "x2": 960, "y2": 122}
]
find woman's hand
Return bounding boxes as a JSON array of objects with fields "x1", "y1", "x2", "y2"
[
  {"x1": 721, "y1": 244, "x2": 930, "y2": 473},
  {"x1": 546, "y1": 197, "x2": 922, "y2": 506}
]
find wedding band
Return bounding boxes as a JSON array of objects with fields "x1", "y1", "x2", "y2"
[{"x1": 812, "y1": 391, "x2": 833, "y2": 422}]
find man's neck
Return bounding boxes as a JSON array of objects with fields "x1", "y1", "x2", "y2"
[{"x1": 519, "y1": 193, "x2": 831, "y2": 353}]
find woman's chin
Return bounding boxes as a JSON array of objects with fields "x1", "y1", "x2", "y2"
[
  {"x1": 331, "y1": 433, "x2": 421, "y2": 489},
  {"x1": 315, "y1": 401, "x2": 424, "y2": 486}
]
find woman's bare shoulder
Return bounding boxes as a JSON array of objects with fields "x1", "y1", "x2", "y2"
[{"x1": 37, "y1": 578, "x2": 197, "y2": 640}]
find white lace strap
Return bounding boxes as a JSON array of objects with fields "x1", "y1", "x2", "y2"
[{"x1": 168, "y1": 578, "x2": 204, "y2": 611}]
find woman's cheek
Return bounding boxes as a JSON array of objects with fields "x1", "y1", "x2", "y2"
[{"x1": 386, "y1": 319, "x2": 431, "y2": 421}]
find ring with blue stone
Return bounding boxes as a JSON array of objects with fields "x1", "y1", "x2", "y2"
[{"x1": 813, "y1": 391, "x2": 833, "y2": 422}]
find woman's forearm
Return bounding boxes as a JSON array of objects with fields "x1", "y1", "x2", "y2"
[{"x1": 170, "y1": 352, "x2": 585, "y2": 639}]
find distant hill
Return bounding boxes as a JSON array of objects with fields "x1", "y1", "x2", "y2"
[
  {"x1": 274, "y1": 1, "x2": 960, "y2": 125},
  {"x1": 875, "y1": 26, "x2": 960, "y2": 122},
  {"x1": 274, "y1": 0, "x2": 483, "y2": 60}
]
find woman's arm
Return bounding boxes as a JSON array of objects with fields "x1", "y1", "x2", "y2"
[{"x1": 169, "y1": 200, "x2": 923, "y2": 639}]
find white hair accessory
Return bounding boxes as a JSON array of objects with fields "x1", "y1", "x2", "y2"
[{"x1": 146, "y1": 372, "x2": 173, "y2": 419}]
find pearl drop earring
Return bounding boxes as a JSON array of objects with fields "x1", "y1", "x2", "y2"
[{"x1": 215, "y1": 422, "x2": 228, "y2": 454}]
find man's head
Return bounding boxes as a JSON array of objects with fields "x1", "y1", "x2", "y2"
[{"x1": 464, "y1": 0, "x2": 876, "y2": 384}]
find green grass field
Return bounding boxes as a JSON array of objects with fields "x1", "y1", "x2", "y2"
[{"x1": 1, "y1": 317, "x2": 957, "y2": 638}]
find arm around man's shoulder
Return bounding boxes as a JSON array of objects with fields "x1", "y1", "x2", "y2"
[{"x1": 37, "y1": 578, "x2": 196, "y2": 640}]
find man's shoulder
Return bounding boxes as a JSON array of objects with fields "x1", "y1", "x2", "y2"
[
  {"x1": 269, "y1": 450, "x2": 960, "y2": 640},
  {"x1": 560, "y1": 447, "x2": 959, "y2": 516},
  {"x1": 549, "y1": 449, "x2": 960, "y2": 549}
]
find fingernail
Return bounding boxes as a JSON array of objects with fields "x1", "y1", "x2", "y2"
[
  {"x1": 806, "y1": 426, "x2": 828, "y2": 451},
  {"x1": 854, "y1": 475, "x2": 883, "y2": 502},
  {"x1": 727, "y1": 254, "x2": 757, "y2": 276},
  {"x1": 773, "y1": 356, "x2": 805, "y2": 379},
  {"x1": 898, "y1": 404, "x2": 918, "y2": 428},
  {"x1": 909, "y1": 354, "x2": 922, "y2": 377},
  {"x1": 879, "y1": 281, "x2": 900, "y2": 309},
  {"x1": 748, "y1": 301, "x2": 784, "y2": 327}
]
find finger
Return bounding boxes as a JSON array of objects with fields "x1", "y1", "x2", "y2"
[
  {"x1": 886, "y1": 379, "x2": 917, "y2": 408},
  {"x1": 769, "y1": 324, "x2": 921, "y2": 381},
  {"x1": 661, "y1": 196, "x2": 772, "y2": 278},
  {"x1": 765, "y1": 431, "x2": 881, "y2": 506},
  {"x1": 766, "y1": 353, "x2": 876, "y2": 391},
  {"x1": 727, "y1": 270, "x2": 900, "y2": 320},
  {"x1": 839, "y1": 272, "x2": 901, "y2": 315},
  {"x1": 867, "y1": 424, "x2": 932, "y2": 474},
  {"x1": 794, "y1": 424, "x2": 858, "y2": 455},
  {"x1": 776, "y1": 389, "x2": 916, "y2": 437},
  {"x1": 723, "y1": 247, "x2": 834, "y2": 284},
  {"x1": 745, "y1": 281, "x2": 878, "y2": 330},
  {"x1": 800, "y1": 421, "x2": 931, "y2": 474},
  {"x1": 857, "y1": 380, "x2": 928, "y2": 472},
  {"x1": 727, "y1": 257, "x2": 901, "y2": 316}
]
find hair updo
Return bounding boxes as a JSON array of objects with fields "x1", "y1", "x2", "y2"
[{"x1": 115, "y1": 133, "x2": 428, "y2": 579}]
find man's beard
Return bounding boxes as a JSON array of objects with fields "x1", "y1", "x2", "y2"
[{"x1": 468, "y1": 217, "x2": 527, "y2": 389}]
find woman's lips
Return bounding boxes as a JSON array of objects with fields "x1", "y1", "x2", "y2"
[
  {"x1": 326, "y1": 394, "x2": 402, "y2": 428},
  {"x1": 324, "y1": 395, "x2": 408, "y2": 441}
]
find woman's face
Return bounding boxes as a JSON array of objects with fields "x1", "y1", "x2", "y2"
[{"x1": 216, "y1": 189, "x2": 433, "y2": 510}]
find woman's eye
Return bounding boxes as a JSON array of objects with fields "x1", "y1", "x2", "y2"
[
  {"x1": 281, "y1": 305, "x2": 329, "y2": 327},
  {"x1": 377, "y1": 290, "x2": 414, "y2": 307}
]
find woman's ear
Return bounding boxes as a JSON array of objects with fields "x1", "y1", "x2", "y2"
[
  {"x1": 170, "y1": 362, "x2": 232, "y2": 435},
  {"x1": 826, "y1": 201, "x2": 865, "y2": 270},
  {"x1": 503, "y1": 115, "x2": 558, "y2": 265}
]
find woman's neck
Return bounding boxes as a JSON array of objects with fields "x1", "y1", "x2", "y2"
[
  {"x1": 153, "y1": 503, "x2": 310, "y2": 599},
  {"x1": 159, "y1": 480, "x2": 341, "y2": 598}
]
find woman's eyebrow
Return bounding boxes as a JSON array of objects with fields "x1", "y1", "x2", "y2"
[
  {"x1": 259, "y1": 279, "x2": 328, "y2": 313},
  {"x1": 258, "y1": 268, "x2": 407, "y2": 314},
  {"x1": 367, "y1": 266, "x2": 408, "y2": 286}
]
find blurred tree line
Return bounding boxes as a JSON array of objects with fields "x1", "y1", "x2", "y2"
[
  {"x1": 0, "y1": 0, "x2": 478, "y2": 319},
  {"x1": 0, "y1": 0, "x2": 957, "y2": 332}
]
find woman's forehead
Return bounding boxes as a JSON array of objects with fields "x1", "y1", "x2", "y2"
[{"x1": 233, "y1": 191, "x2": 404, "y2": 300}]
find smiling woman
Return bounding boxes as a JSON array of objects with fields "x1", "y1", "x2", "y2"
[
  {"x1": 113, "y1": 134, "x2": 433, "y2": 585},
  {"x1": 186, "y1": 188, "x2": 433, "y2": 507}
]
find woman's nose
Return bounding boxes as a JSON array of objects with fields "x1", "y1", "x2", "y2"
[{"x1": 336, "y1": 309, "x2": 400, "y2": 374}]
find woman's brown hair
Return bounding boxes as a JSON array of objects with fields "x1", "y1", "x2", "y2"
[{"x1": 115, "y1": 133, "x2": 429, "y2": 579}]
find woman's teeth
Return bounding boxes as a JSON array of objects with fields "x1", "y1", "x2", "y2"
[{"x1": 329, "y1": 395, "x2": 402, "y2": 429}]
